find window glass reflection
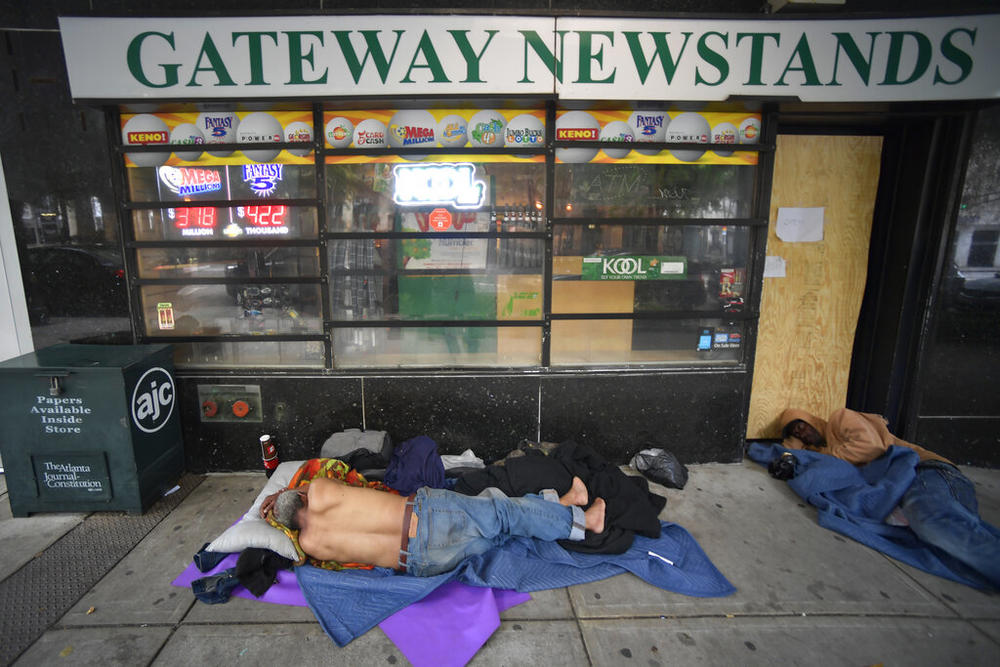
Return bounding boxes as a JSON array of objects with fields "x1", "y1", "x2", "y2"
[
  {"x1": 327, "y1": 240, "x2": 543, "y2": 322},
  {"x1": 332, "y1": 326, "x2": 541, "y2": 368},
  {"x1": 140, "y1": 284, "x2": 322, "y2": 336},
  {"x1": 173, "y1": 342, "x2": 324, "y2": 368},
  {"x1": 554, "y1": 163, "x2": 754, "y2": 219},
  {"x1": 136, "y1": 247, "x2": 320, "y2": 280},
  {"x1": 551, "y1": 319, "x2": 743, "y2": 366},
  {"x1": 325, "y1": 162, "x2": 546, "y2": 232}
]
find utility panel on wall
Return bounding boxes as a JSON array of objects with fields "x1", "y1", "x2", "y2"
[{"x1": 197, "y1": 384, "x2": 262, "y2": 422}]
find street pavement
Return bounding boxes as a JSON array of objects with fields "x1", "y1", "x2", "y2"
[{"x1": 1, "y1": 459, "x2": 998, "y2": 666}]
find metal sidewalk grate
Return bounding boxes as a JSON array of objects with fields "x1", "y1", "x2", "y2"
[{"x1": 0, "y1": 475, "x2": 203, "y2": 666}]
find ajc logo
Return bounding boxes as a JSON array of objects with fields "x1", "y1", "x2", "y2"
[{"x1": 131, "y1": 367, "x2": 175, "y2": 434}]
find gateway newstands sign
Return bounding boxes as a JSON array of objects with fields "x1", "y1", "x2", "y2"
[{"x1": 59, "y1": 14, "x2": 1000, "y2": 102}]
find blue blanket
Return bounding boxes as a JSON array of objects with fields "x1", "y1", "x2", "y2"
[
  {"x1": 297, "y1": 521, "x2": 735, "y2": 646},
  {"x1": 747, "y1": 442, "x2": 993, "y2": 589}
]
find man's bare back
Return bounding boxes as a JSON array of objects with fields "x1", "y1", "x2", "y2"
[{"x1": 297, "y1": 479, "x2": 410, "y2": 568}]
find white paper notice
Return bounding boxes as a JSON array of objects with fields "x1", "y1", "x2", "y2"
[
  {"x1": 764, "y1": 255, "x2": 786, "y2": 278},
  {"x1": 776, "y1": 207, "x2": 824, "y2": 242}
]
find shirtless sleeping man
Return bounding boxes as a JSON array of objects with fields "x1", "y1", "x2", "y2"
[{"x1": 260, "y1": 472, "x2": 605, "y2": 577}]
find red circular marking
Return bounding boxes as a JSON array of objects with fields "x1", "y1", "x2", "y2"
[{"x1": 428, "y1": 208, "x2": 452, "y2": 231}]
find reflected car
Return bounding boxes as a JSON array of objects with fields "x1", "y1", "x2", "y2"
[
  {"x1": 956, "y1": 272, "x2": 1000, "y2": 310},
  {"x1": 23, "y1": 245, "x2": 128, "y2": 321}
]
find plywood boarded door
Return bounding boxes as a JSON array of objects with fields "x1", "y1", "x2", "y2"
[{"x1": 747, "y1": 135, "x2": 883, "y2": 438}]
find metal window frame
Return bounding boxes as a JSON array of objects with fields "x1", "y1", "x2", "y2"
[{"x1": 109, "y1": 100, "x2": 774, "y2": 372}]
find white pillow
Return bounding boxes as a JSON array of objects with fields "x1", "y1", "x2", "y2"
[{"x1": 205, "y1": 460, "x2": 305, "y2": 561}]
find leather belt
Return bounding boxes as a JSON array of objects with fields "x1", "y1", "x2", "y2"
[{"x1": 397, "y1": 493, "x2": 417, "y2": 571}]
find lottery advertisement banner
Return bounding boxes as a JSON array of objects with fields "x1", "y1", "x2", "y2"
[
  {"x1": 322, "y1": 109, "x2": 547, "y2": 164},
  {"x1": 120, "y1": 110, "x2": 314, "y2": 167},
  {"x1": 320, "y1": 108, "x2": 760, "y2": 165},
  {"x1": 553, "y1": 109, "x2": 760, "y2": 165}
]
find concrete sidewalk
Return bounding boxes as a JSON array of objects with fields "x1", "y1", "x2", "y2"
[{"x1": 2, "y1": 459, "x2": 999, "y2": 666}]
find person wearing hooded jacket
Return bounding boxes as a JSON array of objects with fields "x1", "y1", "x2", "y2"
[{"x1": 778, "y1": 407, "x2": 1000, "y2": 589}]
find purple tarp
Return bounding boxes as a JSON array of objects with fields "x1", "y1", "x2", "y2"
[{"x1": 172, "y1": 558, "x2": 528, "y2": 666}]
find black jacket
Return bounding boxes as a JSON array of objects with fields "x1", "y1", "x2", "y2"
[{"x1": 454, "y1": 440, "x2": 666, "y2": 554}]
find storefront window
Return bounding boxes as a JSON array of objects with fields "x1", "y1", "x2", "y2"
[
  {"x1": 172, "y1": 341, "x2": 325, "y2": 368},
  {"x1": 121, "y1": 105, "x2": 763, "y2": 370},
  {"x1": 551, "y1": 319, "x2": 744, "y2": 366},
  {"x1": 553, "y1": 224, "x2": 749, "y2": 314},
  {"x1": 332, "y1": 326, "x2": 541, "y2": 368},
  {"x1": 554, "y1": 162, "x2": 755, "y2": 219}
]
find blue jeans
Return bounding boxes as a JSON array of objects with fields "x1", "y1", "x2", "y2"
[
  {"x1": 404, "y1": 487, "x2": 584, "y2": 577},
  {"x1": 900, "y1": 461, "x2": 1000, "y2": 588}
]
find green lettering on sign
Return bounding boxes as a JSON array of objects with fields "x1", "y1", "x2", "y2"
[
  {"x1": 186, "y1": 33, "x2": 237, "y2": 87},
  {"x1": 333, "y1": 30, "x2": 405, "y2": 84},
  {"x1": 232, "y1": 31, "x2": 279, "y2": 86},
  {"x1": 581, "y1": 255, "x2": 687, "y2": 281},
  {"x1": 127, "y1": 31, "x2": 180, "y2": 88},
  {"x1": 624, "y1": 32, "x2": 692, "y2": 86}
]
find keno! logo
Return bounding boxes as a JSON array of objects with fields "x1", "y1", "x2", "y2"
[{"x1": 131, "y1": 367, "x2": 175, "y2": 434}]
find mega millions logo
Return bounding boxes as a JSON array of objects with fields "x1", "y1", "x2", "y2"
[
  {"x1": 390, "y1": 124, "x2": 435, "y2": 146},
  {"x1": 158, "y1": 166, "x2": 223, "y2": 196},
  {"x1": 131, "y1": 367, "x2": 175, "y2": 434}
]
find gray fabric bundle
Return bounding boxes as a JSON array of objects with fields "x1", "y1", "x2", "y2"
[{"x1": 320, "y1": 428, "x2": 392, "y2": 460}]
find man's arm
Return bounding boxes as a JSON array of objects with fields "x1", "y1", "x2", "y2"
[
  {"x1": 259, "y1": 490, "x2": 283, "y2": 518},
  {"x1": 827, "y1": 409, "x2": 888, "y2": 465},
  {"x1": 259, "y1": 459, "x2": 318, "y2": 518}
]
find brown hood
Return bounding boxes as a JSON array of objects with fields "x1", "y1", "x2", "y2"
[
  {"x1": 828, "y1": 408, "x2": 953, "y2": 466},
  {"x1": 778, "y1": 408, "x2": 828, "y2": 451}
]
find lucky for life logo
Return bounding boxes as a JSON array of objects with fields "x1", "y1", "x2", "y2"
[{"x1": 131, "y1": 367, "x2": 175, "y2": 433}]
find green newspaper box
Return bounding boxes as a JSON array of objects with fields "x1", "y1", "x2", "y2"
[{"x1": 0, "y1": 343, "x2": 184, "y2": 516}]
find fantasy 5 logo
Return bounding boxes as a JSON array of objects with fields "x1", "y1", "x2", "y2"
[
  {"x1": 202, "y1": 116, "x2": 234, "y2": 138},
  {"x1": 242, "y1": 164, "x2": 284, "y2": 197}
]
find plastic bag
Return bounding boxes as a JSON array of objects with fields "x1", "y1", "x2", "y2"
[{"x1": 630, "y1": 448, "x2": 688, "y2": 489}]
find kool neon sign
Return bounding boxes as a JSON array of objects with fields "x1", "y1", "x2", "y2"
[{"x1": 393, "y1": 163, "x2": 485, "y2": 210}]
